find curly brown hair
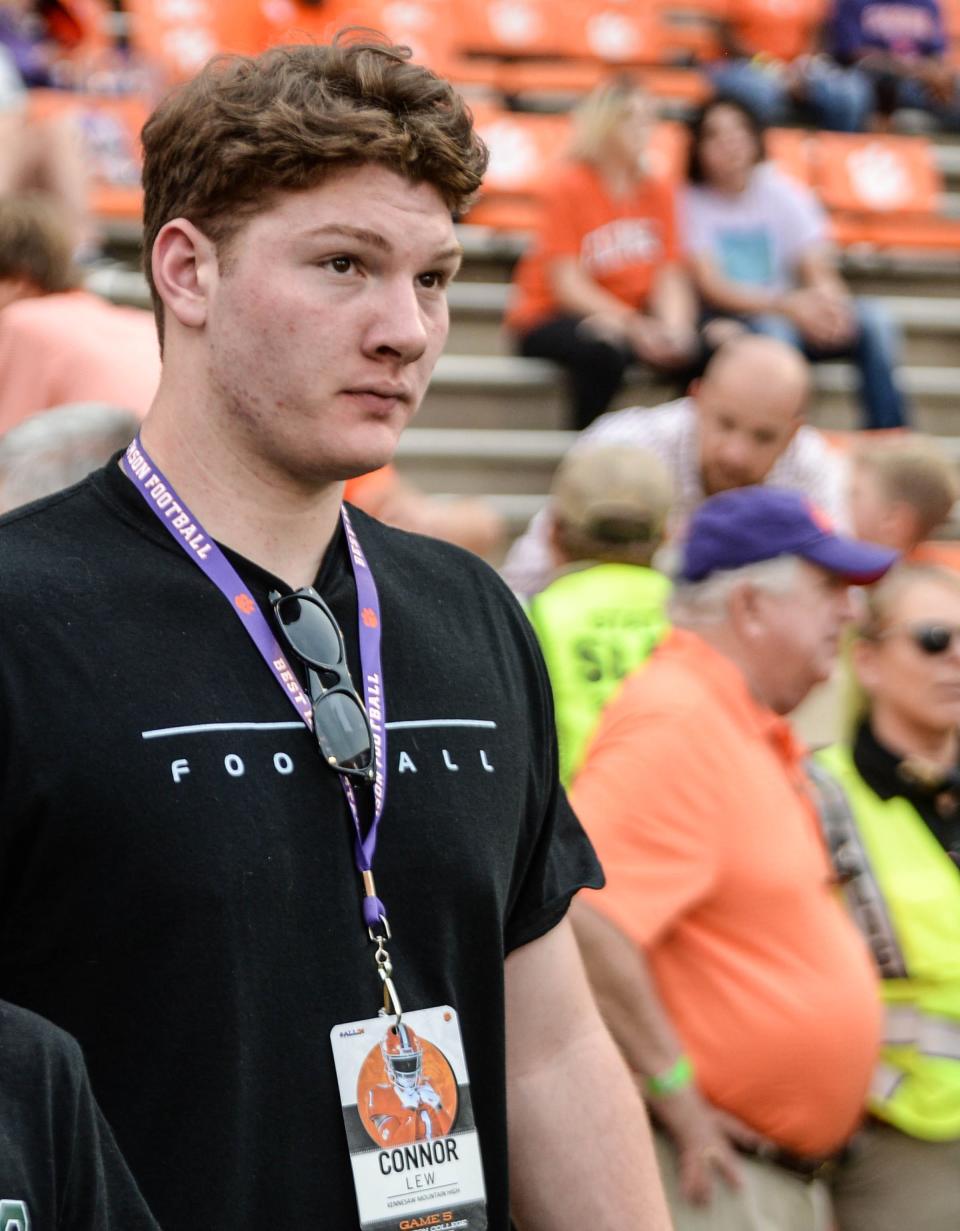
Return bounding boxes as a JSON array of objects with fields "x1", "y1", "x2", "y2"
[{"x1": 141, "y1": 31, "x2": 488, "y2": 341}]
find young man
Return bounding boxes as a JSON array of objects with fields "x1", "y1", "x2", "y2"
[
  {"x1": 0, "y1": 35, "x2": 669, "y2": 1231},
  {"x1": 0, "y1": 1000, "x2": 161, "y2": 1230}
]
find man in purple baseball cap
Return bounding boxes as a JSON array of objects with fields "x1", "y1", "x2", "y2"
[
  {"x1": 680, "y1": 486, "x2": 898, "y2": 584},
  {"x1": 568, "y1": 483, "x2": 899, "y2": 1230}
]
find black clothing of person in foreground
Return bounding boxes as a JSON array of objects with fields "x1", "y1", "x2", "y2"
[
  {"x1": 0, "y1": 1000, "x2": 161, "y2": 1230},
  {"x1": 0, "y1": 458, "x2": 602, "y2": 1231}
]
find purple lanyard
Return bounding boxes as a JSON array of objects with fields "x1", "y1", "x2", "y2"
[{"x1": 120, "y1": 437, "x2": 391, "y2": 938}]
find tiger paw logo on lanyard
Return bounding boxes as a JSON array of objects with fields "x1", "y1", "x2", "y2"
[
  {"x1": 331, "y1": 1006, "x2": 488, "y2": 1230},
  {"x1": 0, "y1": 1200, "x2": 29, "y2": 1230}
]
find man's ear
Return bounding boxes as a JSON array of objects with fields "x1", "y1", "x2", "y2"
[
  {"x1": 150, "y1": 219, "x2": 218, "y2": 333},
  {"x1": 727, "y1": 581, "x2": 764, "y2": 640}
]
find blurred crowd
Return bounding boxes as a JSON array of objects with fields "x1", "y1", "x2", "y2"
[{"x1": 2, "y1": 3, "x2": 960, "y2": 1231}]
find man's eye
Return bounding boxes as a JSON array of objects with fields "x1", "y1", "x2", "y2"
[
  {"x1": 326, "y1": 256, "x2": 355, "y2": 274},
  {"x1": 418, "y1": 271, "x2": 447, "y2": 290}
]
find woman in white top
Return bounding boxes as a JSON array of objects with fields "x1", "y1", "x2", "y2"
[{"x1": 681, "y1": 95, "x2": 909, "y2": 430}]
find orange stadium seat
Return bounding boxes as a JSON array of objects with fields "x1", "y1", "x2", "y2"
[
  {"x1": 463, "y1": 108, "x2": 686, "y2": 229},
  {"x1": 453, "y1": 0, "x2": 587, "y2": 59},
  {"x1": 765, "y1": 127, "x2": 815, "y2": 185},
  {"x1": 124, "y1": 0, "x2": 266, "y2": 80},
  {"x1": 266, "y1": 0, "x2": 459, "y2": 79},
  {"x1": 462, "y1": 106, "x2": 571, "y2": 229},
  {"x1": 811, "y1": 133, "x2": 960, "y2": 250}
]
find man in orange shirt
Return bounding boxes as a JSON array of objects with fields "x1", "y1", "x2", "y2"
[
  {"x1": 571, "y1": 486, "x2": 898, "y2": 1230},
  {"x1": 0, "y1": 194, "x2": 161, "y2": 433}
]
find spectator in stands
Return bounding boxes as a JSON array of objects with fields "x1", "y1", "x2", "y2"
[
  {"x1": 570, "y1": 486, "x2": 898, "y2": 1230},
  {"x1": 0, "y1": 1, "x2": 91, "y2": 249},
  {"x1": 814, "y1": 563, "x2": 960, "y2": 1230},
  {"x1": 709, "y1": 0, "x2": 874, "y2": 131},
  {"x1": 826, "y1": 0, "x2": 960, "y2": 131},
  {"x1": 0, "y1": 193, "x2": 160, "y2": 432},
  {"x1": 0, "y1": 401, "x2": 139, "y2": 512},
  {"x1": 683, "y1": 96, "x2": 911, "y2": 430},
  {"x1": 849, "y1": 435, "x2": 958, "y2": 558},
  {"x1": 505, "y1": 76, "x2": 699, "y2": 430},
  {"x1": 502, "y1": 334, "x2": 846, "y2": 595},
  {"x1": 525, "y1": 444, "x2": 673, "y2": 787}
]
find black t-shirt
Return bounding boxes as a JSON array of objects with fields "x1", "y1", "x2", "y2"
[
  {"x1": 0, "y1": 1000, "x2": 161, "y2": 1230},
  {"x1": 0, "y1": 459, "x2": 601, "y2": 1231}
]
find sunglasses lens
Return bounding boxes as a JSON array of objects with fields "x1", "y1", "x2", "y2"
[
  {"x1": 916, "y1": 625, "x2": 953, "y2": 655},
  {"x1": 314, "y1": 691, "x2": 373, "y2": 771},
  {"x1": 277, "y1": 596, "x2": 342, "y2": 665}
]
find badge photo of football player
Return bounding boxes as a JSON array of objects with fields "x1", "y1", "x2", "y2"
[{"x1": 360, "y1": 1022, "x2": 457, "y2": 1146}]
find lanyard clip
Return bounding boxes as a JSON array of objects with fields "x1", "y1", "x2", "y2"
[{"x1": 374, "y1": 935, "x2": 403, "y2": 1022}]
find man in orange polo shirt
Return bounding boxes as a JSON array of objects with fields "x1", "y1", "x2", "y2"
[{"x1": 570, "y1": 486, "x2": 898, "y2": 1230}]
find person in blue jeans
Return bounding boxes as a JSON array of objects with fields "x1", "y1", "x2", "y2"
[
  {"x1": 706, "y1": 0, "x2": 874, "y2": 131},
  {"x1": 681, "y1": 96, "x2": 910, "y2": 430}
]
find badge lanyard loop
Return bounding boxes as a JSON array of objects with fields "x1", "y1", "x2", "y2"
[{"x1": 120, "y1": 437, "x2": 400, "y2": 1017}]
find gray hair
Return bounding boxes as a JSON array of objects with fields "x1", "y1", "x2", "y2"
[
  {"x1": 669, "y1": 555, "x2": 802, "y2": 626},
  {"x1": 0, "y1": 403, "x2": 139, "y2": 514}
]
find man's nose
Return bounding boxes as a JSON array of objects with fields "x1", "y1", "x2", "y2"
[
  {"x1": 719, "y1": 436, "x2": 750, "y2": 470},
  {"x1": 364, "y1": 279, "x2": 432, "y2": 364}
]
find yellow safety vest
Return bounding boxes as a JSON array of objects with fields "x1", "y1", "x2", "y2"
[
  {"x1": 526, "y1": 562, "x2": 670, "y2": 788},
  {"x1": 815, "y1": 744, "x2": 960, "y2": 1141}
]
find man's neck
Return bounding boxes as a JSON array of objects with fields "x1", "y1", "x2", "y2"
[
  {"x1": 871, "y1": 705, "x2": 959, "y2": 771},
  {"x1": 138, "y1": 403, "x2": 344, "y2": 590}
]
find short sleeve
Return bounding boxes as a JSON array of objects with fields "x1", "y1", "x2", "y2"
[
  {"x1": 774, "y1": 174, "x2": 829, "y2": 266},
  {"x1": 678, "y1": 186, "x2": 716, "y2": 259},
  {"x1": 569, "y1": 684, "x2": 722, "y2": 949},
  {"x1": 60, "y1": 1042, "x2": 162, "y2": 1230},
  {"x1": 502, "y1": 602, "x2": 604, "y2": 953}
]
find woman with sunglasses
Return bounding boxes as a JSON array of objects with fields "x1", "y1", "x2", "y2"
[{"x1": 814, "y1": 562, "x2": 960, "y2": 1230}]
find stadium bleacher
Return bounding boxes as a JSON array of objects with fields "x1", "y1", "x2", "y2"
[{"x1": 15, "y1": 0, "x2": 960, "y2": 552}]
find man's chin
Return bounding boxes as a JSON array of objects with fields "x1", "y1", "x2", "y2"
[{"x1": 704, "y1": 471, "x2": 750, "y2": 496}]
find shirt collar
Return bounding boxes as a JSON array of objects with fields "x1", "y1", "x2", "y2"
[{"x1": 660, "y1": 628, "x2": 806, "y2": 768}]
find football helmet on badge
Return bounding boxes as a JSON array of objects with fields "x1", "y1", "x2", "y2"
[{"x1": 381, "y1": 1022, "x2": 423, "y2": 1091}]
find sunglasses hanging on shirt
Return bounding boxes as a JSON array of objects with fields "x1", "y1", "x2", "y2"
[{"x1": 270, "y1": 586, "x2": 376, "y2": 781}]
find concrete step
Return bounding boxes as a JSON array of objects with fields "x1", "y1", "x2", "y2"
[
  {"x1": 418, "y1": 353, "x2": 960, "y2": 433},
  {"x1": 446, "y1": 282, "x2": 960, "y2": 364}
]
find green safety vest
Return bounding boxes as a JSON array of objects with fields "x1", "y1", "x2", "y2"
[
  {"x1": 526, "y1": 562, "x2": 670, "y2": 788},
  {"x1": 814, "y1": 745, "x2": 960, "y2": 1141}
]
